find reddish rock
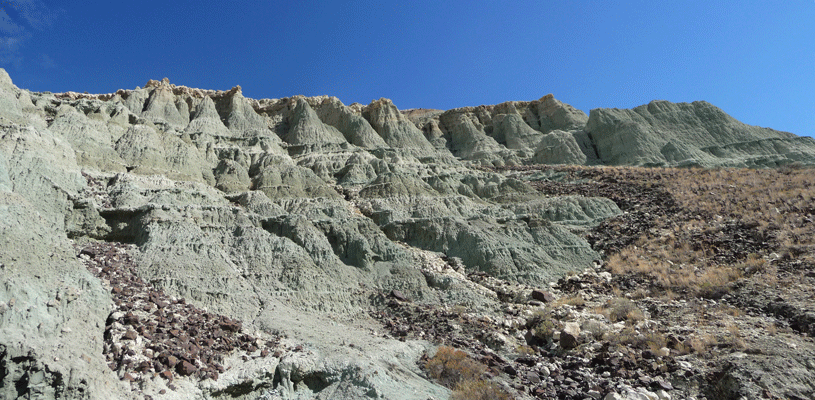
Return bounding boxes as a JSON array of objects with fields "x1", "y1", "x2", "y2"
[
  {"x1": 122, "y1": 330, "x2": 138, "y2": 340},
  {"x1": 176, "y1": 360, "x2": 197, "y2": 376},
  {"x1": 136, "y1": 361, "x2": 151, "y2": 372},
  {"x1": 220, "y1": 320, "x2": 241, "y2": 333},
  {"x1": 165, "y1": 355, "x2": 178, "y2": 367},
  {"x1": 531, "y1": 290, "x2": 555, "y2": 303},
  {"x1": 122, "y1": 372, "x2": 135, "y2": 382},
  {"x1": 123, "y1": 312, "x2": 139, "y2": 325},
  {"x1": 159, "y1": 370, "x2": 173, "y2": 381}
]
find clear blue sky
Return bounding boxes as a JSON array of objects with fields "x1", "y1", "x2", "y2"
[{"x1": 1, "y1": 1, "x2": 812, "y2": 137}]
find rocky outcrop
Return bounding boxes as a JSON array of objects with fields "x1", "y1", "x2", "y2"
[
  {"x1": 3, "y1": 67, "x2": 815, "y2": 399},
  {"x1": 362, "y1": 98, "x2": 437, "y2": 153},
  {"x1": 314, "y1": 97, "x2": 387, "y2": 148},
  {"x1": 533, "y1": 130, "x2": 591, "y2": 165},
  {"x1": 283, "y1": 97, "x2": 347, "y2": 146},
  {"x1": 585, "y1": 100, "x2": 815, "y2": 167}
]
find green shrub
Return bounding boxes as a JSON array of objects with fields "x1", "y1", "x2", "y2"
[{"x1": 534, "y1": 319, "x2": 558, "y2": 343}]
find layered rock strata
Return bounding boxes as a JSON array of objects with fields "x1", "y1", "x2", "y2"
[{"x1": 2, "y1": 67, "x2": 814, "y2": 399}]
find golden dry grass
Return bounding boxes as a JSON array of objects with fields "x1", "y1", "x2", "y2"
[
  {"x1": 592, "y1": 165, "x2": 815, "y2": 297},
  {"x1": 424, "y1": 346, "x2": 511, "y2": 400}
]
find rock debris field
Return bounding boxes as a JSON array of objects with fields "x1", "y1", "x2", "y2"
[{"x1": 78, "y1": 242, "x2": 279, "y2": 386}]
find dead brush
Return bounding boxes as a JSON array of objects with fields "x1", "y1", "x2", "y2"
[
  {"x1": 606, "y1": 326, "x2": 668, "y2": 354},
  {"x1": 599, "y1": 298, "x2": 644, "y2": 323},
  {"x1": 424, "y1": 346, "x2": 510, "y2": 400},
  {"x1": 425, "y1": 346, "x2": 486, "y2": 389},
  {"x1": 451, "y1": 380, "x2": 511, "y2": 400}
]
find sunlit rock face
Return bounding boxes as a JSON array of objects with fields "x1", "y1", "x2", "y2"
[{"x1": 2, "y1": 68, "x2": 814, "y2": 399}]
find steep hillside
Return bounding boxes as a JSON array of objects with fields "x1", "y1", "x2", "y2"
[{"x1": 1, "y1": 69, "x2": 814, "y2": 399}]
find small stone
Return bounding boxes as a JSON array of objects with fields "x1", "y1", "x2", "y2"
[
  {"x1": 656, "y1": 390, "x2": 671, "y2": 400},
  {"x1": 165, "y1": 355, "x2": 178, "y2": 367},
  {"x1": 531, "y1": 290, "x2": 555, "y2": 303},
  {"x1": 122, "y1": 373, "x2": 135, "y2": 382},
  {"x1": 220, "y1": 320, "x2": 241, "y2": 333},
  {"x1": 390, "y1": 290, "x2": 409, "y2": 302},
  {"x1": 122, "y1": 330, "x2": 138, "y2": 340},
  {"x1": 123, "y1": 312, "x2": 139, "y2": 325},
  {"x1": 159, "y1": 390, "x2": 166, "y2": 395},
  {"x1": 588, "y1": 390, "x2": 602, "y2": 400},
  {"x1": 560, "y1": 322, "x2": 580, "y2": 350},
  {"x1": 604, "y1": 393, "x2": 624, "y2": 400},
  {"x1": 136, "y1": 361, "x2": 151, "y2": 372},
  {"x1": 159, "y1": 370, "x2": 173, "y2": 381},
  {"x1": 655, "y1": 380, "x2": 673, "y2": 390},
  {"x1": 176, "y1": 361, "x2": 196, "y2": 376},
  {"x1": 526, "y1": 371, "x2": 541, "y2": 384}
]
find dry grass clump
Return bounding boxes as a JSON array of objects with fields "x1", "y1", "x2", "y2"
[
  {"x1": 607, "y1": 326, "x2": 668, "y2": 354},
  {"x1": 425, "y1": 346, "x2": 510, "y2": 400},
  {"x1": 425, "y1": 346, "x2": 486, "y2": 388},
  {"x1": 600, "y1": 298, "x2": 644, "y2": 323},
  {"x1": 451, "y1": 380, "x2": 511, "y2": 400},
  {"x1": 553, "y1": 294, "x2": 586, "y2": 307}
]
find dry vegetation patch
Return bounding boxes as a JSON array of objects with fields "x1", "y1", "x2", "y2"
[{"x1": 424, "y1": 346, "x2": 510, "y2": 400}]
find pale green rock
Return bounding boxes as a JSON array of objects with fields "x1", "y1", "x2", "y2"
[
  {"x1": 586, "y1": 100, "x2": 815, "y2": 167},
  {"x1": 284, "y1": 97, "x2": 348, "y2": 146},
  {"x1": 315, "y1": 97, "x2": 388, "y2": 148},
  {"x1": 362, "y1": 98, "x2": 437, "y2": 152},
  {"x1": 533, "y1": 130, "x2": 589, "y2": 165},
  {"x1": 214, "y1": 158, "x2": 251, "y2": 192},
  {"x1": 141, "y1": 84, "x2": 189, "y2": 129},
  {"x1": 185, "y1": 96, "x2": 233, "y2": 137},
  {"x1": 1, "y1": 66, "x2": 813, "y2": 399}
]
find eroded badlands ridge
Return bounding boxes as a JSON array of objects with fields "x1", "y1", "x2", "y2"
[{"x1": 1, "y1": 69, "x2": 814, "y2": 399}]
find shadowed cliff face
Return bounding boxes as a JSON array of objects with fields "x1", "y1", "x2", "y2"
[{"x1": 1, "y1": 68, "x2": 814, "y2": 399}]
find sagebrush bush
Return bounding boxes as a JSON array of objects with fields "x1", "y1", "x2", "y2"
[
  {"x1": 424, "y1": 346, "x2": 486, "y2": 389},
  {"x1": 534, "y1": 319, "x2": 558, "y2": 343},
  {"x1": 602, "y1": 298, "x2": 642, "y2": 323},
  {"x1": 424, "y1": 346, "x2": 511, "y2": 400}
]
